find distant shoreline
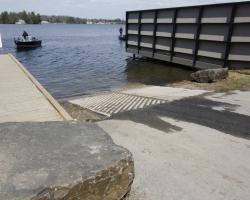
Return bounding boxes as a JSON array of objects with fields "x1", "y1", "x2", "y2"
[
  {"x1": 0, "y1": 11, "x2": 125, "y2": 25},
  {"x1": 0, "y1": 23, "x2": 125, "y2": 25}
]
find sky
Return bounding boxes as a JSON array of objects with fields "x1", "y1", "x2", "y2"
[{"x1": 0, "y1": 0, "x2": 244, "y2": 19}]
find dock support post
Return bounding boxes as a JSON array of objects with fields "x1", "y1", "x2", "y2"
[
  {"x1": 170, "y1": 8, "x2": 178, "y2": 62},
  {"x1": 193, "y1": 6, "x2": 204, "y2": 67},
  {"x1": 224, "y1": 4, "x2": 237, "y2": 69}
]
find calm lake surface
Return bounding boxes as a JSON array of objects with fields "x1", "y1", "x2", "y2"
[{"x1": 0, "y1": 24, "x2": 192, "y2": 99}]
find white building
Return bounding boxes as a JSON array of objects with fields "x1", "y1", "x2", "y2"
[
  {"x1": 41, "y1": 21, "x2": 50, "y2": 24},
  {"x1": 86, "y1": 20, "x2": 93, "y2": 24},
  {"x1": 15, "y1": 19, "x2": 26, "y2": 25}
]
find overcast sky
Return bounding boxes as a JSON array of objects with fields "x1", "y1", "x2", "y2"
[{"x1": 0, "y1": 0, "x2": 244, "y2": 19}]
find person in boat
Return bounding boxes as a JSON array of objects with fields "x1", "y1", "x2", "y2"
[
  {"x1": 22, "y1": 31, "x2": 29, "y2": 40},
  {"x1": 119, "y1": 27, "x2": 123, "y2": 37}
]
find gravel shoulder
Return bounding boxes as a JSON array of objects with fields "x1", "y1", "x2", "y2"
[{"x1": 59, "y1": 101, "x2": 107, "y2": 122}]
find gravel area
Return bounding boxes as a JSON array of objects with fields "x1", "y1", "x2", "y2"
[{"x1": 59, "y1": 101, "x2": 107, "y2": 122}]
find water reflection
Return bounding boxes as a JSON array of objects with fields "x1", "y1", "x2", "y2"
[
  {"x1": 125, "y1": 58, "x2": 194, "y2": 85},
  {"x1": 0, "y1": 24, "x2": 194, "y2": 98}
]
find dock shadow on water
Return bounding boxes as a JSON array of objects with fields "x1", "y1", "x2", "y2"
[{"x1": 125, "y1": 58, "x2": 193, "y2": 86}]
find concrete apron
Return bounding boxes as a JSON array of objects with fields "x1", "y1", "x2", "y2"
[{"x1": 96, "y1": 88, "x2": 250, "y2": 200}]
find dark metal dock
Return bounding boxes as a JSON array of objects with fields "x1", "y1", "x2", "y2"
[{"x1": 126, "y1": 1, "x2": 250, "y2": 69}]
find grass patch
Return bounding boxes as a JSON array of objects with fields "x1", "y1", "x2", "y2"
[{"x1": 214, "y1": 71, "x2": 250, "y2": 92}]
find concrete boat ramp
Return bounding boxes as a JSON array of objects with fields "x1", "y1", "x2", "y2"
[{"x1": 70, "y1": 86, "x2": 206, "y2": 117}]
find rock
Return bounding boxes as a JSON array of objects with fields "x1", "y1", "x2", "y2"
[
  {"x1": 0, "y1": 122, "x2": 134, "y2": 200},
  {"x1": 191, "y1": 68, "x2": 228, "y2": 83}
]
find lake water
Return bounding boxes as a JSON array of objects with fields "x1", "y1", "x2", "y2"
[{"x1": 0, "y1": 24, "x2": 192, "y2": 99}]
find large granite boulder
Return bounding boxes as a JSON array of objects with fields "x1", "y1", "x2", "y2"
[
  {"x1": 0, "y1": 122, "x2": 134, "y2": 200},
  {"x1": 191, "y1": 68, "x2": 228, "y2": 83}
]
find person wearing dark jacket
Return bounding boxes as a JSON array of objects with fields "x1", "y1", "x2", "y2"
[
  {"x1": 119, "y1": 27, "x2": 123, "y2": 37},
  {"x1": 22, "y1": 31, "x2": 28, "y2": 39}
]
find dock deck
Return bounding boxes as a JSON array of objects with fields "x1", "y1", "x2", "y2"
[{"x1": 0, "y1": 54, "x2": 72, "y2": 122}]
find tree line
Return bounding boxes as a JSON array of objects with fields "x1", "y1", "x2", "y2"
[
  {"x1": 0, "y1": 11, "x2": 87, "y2": 24},
  {"x1": 41, "y1": 15, "x2": 87, "y2": 24},
  {"x1": 0, "y1": 11, "x2": 41, "y2": 24},
  {"x1": 88, "y1": 18, "x2": 125, "y2": 24},
  {"x1": 0, "y1": 11, "x2": 124, "y2": 24}
]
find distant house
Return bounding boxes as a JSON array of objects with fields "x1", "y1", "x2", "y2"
[
  {"x1": 86, "y1": 20, "x2": 93, "y2": 24},
  {"x1": 15, "y1": 19, "x2": 26, "y2": 25},
  {"x1": 41, "y1": 21, "x2": 50, "y2": 24}
]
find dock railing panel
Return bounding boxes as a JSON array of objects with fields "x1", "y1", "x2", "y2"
[{"x1": 126, "y1": 1, "x2": 250, "y2": 69}]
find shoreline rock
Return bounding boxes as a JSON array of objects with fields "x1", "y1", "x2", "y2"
[
  {"x1": 191, "y1": 68, "x2": 228, "y2": 83},
  {"x1": 0, "y1": 122, "x2": 134, "y2": 200}
]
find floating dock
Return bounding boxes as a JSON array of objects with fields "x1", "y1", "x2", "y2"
[
  {"x1": 126, "y1": 1, "x2": 250, "y2": 69},
  {"x1": 0, "y1": 54, "x2": 72, "y2": 122}
]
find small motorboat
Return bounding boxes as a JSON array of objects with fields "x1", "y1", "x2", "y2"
[
  {"x1": 14, "y1": 36, "x2": 42, "y2": 49},
  {"x1": 119, "y1": 35, "x2": 127, "y2": 41}
]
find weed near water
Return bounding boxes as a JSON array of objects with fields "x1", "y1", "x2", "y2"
[{"x1": 215, "y1": 71, "x2": 250, "y2": 92}]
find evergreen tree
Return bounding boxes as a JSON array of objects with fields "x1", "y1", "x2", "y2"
[
  {"x1": 8, "y1": 12, "x2": 18, "y2": 24},
  {"x1": 20, "y1": 11, "x2": 29, "y2": 23},
  {"x1": 1, "y1": 11, "x2": 9, "y2": 24}
]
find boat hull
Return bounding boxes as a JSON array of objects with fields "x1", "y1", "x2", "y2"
[
  {"x1": 119, "y1": 35, "x2": 127, "y2": 41},
  {"x1": 15, "y1": 40, "x2": 42, "y2": 49}
]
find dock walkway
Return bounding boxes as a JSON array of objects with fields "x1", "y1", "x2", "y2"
[{"x1": 0, "y1": 54, "x2": 72, "y2": 122}]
